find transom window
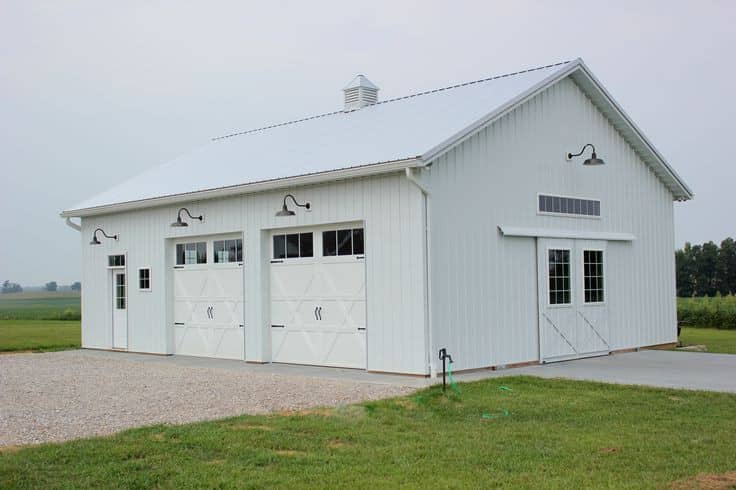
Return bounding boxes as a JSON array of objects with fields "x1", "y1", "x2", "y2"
[
  {"x1": 548, "y1": 249, "x2": 571, "y2": 305},
  {"x1": 214, "y1": 239, "x2": 243, "y2": 263},
  {"x1": 323, "y1": 228, "x2": 364, "y2": 256},
  {"x1": 583, "y1": 250, "x2": 604, "y2": 303},
  {"x1": 176, "y1": 242, "x2": 207, "y2": 265},
  {"x1": 138, "y1": 268, "x2": 151, "y2": 291},
  {"x1": 108, "y1": 255, "x2": 125, "y2": 267},
  {"x1": 273, "y1": 233, "x2": 313, "y2": 259},
  {"x1": 539, "y1": 194, "x2": 600, "y2": 217},
  {"x1": 115, "y1": 273, "x2": 126, "y2": 309}
]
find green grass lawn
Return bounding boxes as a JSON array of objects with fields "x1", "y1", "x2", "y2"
[
  {"x1": 0, "y1": 291, "x2": 80, "y2": 320},
  {"x1": 0, "y1": 320, "x2": 80, "y2": 352},
  {"x1": 680, "y1": 327, "x2": 736, "y2": 354},
  {"x1": 2, "y1": 377, "x2": 735, "y2": 488}
]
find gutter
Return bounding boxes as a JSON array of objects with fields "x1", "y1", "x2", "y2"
[
  {"x1": 64, "y1": 217, "x2": 81, "y2": 232},
  {"x1": 404, "y1": 167, "x2": 435, "y2": 377}
]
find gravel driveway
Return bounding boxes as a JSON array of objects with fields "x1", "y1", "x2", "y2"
[{"x1": 0, "y1": 350, "x2": 414, "y2": 447}]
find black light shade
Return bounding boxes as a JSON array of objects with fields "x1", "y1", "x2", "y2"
[
  {"x1": 170, "y1": 216, "x2": 189, "y2": 227},
  {"x1": 583, "y1": 152, "x2": 605, "y2": 166},
  {"x1": 171, "y1": 208, "x2": 201, "y2": 227},
  {"x1": 276, "y1": 194, "x2": 310, "y2": 217},
  {"x1": 275, "y1": 204, "x2": 296, "y2": 217},
  {"x1": 90, "y1": 236, "x2": 101, "y2": 245}
]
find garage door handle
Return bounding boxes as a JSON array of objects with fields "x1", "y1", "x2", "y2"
[
  {"x1": 357, "y1": 327, "x2": 366, "y2": 331},
  {"x1": 314, "y1": 306, "x2": 322, "y2": 321},
  {"x1": 271, "y1": 324, "x2": 285, "y2": 328}
]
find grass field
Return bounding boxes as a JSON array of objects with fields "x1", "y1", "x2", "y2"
[
  {"x1": 680, "y1": 327, "x2": 736, "y2": 354},
  {"x1": 0, "y1": 320, "x2": 81, "y2": 352},
  {"x1": 678, "y1": 295, "x2": 736, "y2": 329},
  {"x1": 0, "y1": 291, "x2": 80, "y2": 321},
  {"x1": 1, "y1": 376, "x2": 735, "y2": 488}
]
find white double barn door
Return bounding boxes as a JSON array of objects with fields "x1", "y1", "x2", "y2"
[
  {"x1": 537, "y1": 238, "x2": 610, "y2": 362},
  {"x1": 270, "y1": 227, "x2": 367, "y2": 369}
]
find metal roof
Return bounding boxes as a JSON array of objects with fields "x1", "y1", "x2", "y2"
[{"x1": 62, "y1": 59, "x2": 691, "y2": 217}]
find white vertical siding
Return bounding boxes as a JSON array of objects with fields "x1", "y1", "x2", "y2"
[
  {"x1": 79, "y1": 172, "x2": 428, "y2": 374},
  {"x1": 425, "y1": 77, "x2": 678, "y2": 371}
]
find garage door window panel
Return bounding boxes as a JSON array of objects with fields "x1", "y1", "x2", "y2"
[
  {"x1": 214, "y1": 239, "x2": 243, "y2": 263},
  {"x1": 176, "y1": 242, "x2": 207, "y2": 265},
  {"x1": 273, "y1": 233, "x2": 313, "y2": 259},
  {"x1": 322, "y1": 228, "x2": 364, "y2": 257}
]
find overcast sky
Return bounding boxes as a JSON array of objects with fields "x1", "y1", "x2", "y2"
[{"x1": 1, "y1": 1, "x2": 734, "y2": 286}]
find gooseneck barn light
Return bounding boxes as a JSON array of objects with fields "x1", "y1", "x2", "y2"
[
  {"x1": 171, "y1": 207, "x2": 203, "y2": 227},
  {"x1": 567, "y1": 143, "x2": 605, "y2": 166},
  {"x1": 276, "y1": 194, "x2": 311, "y2": 217},
  {"x1": 90, "y1": 228, "x2": 118, "y2": 245}
]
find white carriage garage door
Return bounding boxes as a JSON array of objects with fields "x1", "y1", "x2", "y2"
[
  {"x1": 173, "y1": 236, "x2": 244, "y2": 360},
  {"x1": 270, "y1": 225, "x2": 366, "y2": 369}
]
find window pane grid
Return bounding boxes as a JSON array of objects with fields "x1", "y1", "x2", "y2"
[
  {"x1": 539, "y1": 194, "x2": 600, "y2": 217},
  {"x1": 214, "y1": 239, "x2": 243, "y2": 263},
  {"x1": 138, "y1": 268, "x2": 151, "y2": 290},
  {"x1": 322, "y1": 228, "x2": 364, "y2": 257},
  {"x1": 548, "y1": 249, "x2": 571, "y2": 305},
  {"x1": 176, "y1": 242, "x2": 207, "y2": 265},
  {"x1": 583, "y1": 250, "x2": 604, "y2": 303},
  {"x1": 273, "y1": 233, "x2": 313, "y2": 259}
]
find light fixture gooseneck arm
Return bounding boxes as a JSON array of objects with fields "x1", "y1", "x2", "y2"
[
  {"x1": 283, "y1": 194, "x2": 310, "y2": 210},
  {"x1": 567, "y1": 143, "x2": 596, "y2": 159},
  {"x1": 93, "y1": 228, "x2": 117, "y2": 240},
  {"x1": 176, "y1": 207, "x2": 203, "y2": 221}
]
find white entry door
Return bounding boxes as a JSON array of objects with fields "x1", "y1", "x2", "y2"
[
  {"x1": 173, "y1": 237, "x2": 244, "y2": 360},
  {"x1": 270, "y1": 226, "x2": 366, "y2": 369},
  {"x1": 537, "y1": 238, "x2": 610, "y2": 362},
  {"x1": 111, "y1": 270, "x2": 128, "y2": 349}
]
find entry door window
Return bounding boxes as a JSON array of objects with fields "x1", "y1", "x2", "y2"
[
  {"x1": 548, "y1": 249, "x2": 571, "y2": 305},
  {"x1": 115, "y1": 273, "x2": 126, "y2": 309},
  {"x1": 583, "y1": 250, "x2": 604, "y2": 303}
]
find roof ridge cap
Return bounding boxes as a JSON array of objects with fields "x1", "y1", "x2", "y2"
[{"x1": 212, "y1": 60, "x2": 573, "y2": 141}]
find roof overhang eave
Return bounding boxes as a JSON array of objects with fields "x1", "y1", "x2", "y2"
[{"x1": 60, "y1": 157, "x2": 423, "y2": 218}]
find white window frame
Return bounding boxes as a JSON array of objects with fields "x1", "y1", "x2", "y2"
[
  {"x1": 581, "y1": 248, "x2": 606, "y2": 305},
  {"x1": 138, "y1": 267, "x2": 152, "y2": 292},
  {"x1": 537, "y1": 192, "x2": 601, "y2": 220},
  {"x1": 271, "y1": 232, "x2": 315, "y2": 261},
  {"x1": 547, "y1": 247, "x2": 573, "y2": 307}
]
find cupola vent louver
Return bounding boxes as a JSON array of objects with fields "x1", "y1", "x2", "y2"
[{"x1": 343, "y1": 74, "x2": 379, "y2": 111}]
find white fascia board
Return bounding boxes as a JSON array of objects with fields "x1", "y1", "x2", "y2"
[
  {"x1": 61, "y1": 157, "x2": 421, "y2": 218},
  {"x1": 498, "y1": 225, "x2": 635, "y2": 242}
]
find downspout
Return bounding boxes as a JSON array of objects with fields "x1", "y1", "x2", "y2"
[
  {"x1": 405, "y1": 167, "x2": 435, "y2": 377},
  {"x1": 64, "y1": 217, "x2": 81, "y2": 232}
]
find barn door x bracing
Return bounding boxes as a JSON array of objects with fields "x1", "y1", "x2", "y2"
[{"x1": 537, "y1": 238, "x2": 610, "y2": 362}]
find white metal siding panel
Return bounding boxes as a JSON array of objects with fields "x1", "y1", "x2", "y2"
[
  {"x1": 79, "y1": 172, "x2": 428, "y2": 374},
  {"x1": 425, "y1": 77, "x2": 677, "y2": 371}
]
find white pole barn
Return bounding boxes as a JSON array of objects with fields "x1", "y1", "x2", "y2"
[{"x1": 62, "y1": 59, "x2": 692, "y2": 376}]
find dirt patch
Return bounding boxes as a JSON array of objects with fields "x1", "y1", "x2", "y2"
[
  {"x1": 230, "y1": 423, "x2": 274, "y2": 431},
  {"x1": 328, "y1": 439, "x2": 353, "y2": 449},
  {"x1": 599, "y1": 447, "x2": 621, "y2": 454},
  {"x1": 279, "y1": 407, "x2": 333, "y2": 417},
  {"x1": 275, "y1": 449, "x2": 304, "y2": 457},
  {"x1": 0, "y1": 445, "x2": 23, "y2": 454},
  {"x1": 671, "y1": 471, "x2": 736, "y2": 489}
]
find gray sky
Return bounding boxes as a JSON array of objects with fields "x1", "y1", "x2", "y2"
[{"x1": 1, "y1": 1, "x2": 734, "y2": 286}]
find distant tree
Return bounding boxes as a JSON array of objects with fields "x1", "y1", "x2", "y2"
[
  {"x1": 1, "y1": 280, "x2": 23, "y2": 294},
  {"x1": 717, "y1": 238, "x2": 736, "y2": 294},
  {"x1": 70, "y1": 281, "x2": 81, "y2": 292},
  {"x1": 45, "y1": 281, "x2": 58, "y2": 292},
  {"x1": 676, "y1": 237, "x2": 736, "y2": 297}
]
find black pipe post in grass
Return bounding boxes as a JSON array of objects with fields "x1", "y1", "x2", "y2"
[{"x1": 438, "y1": 348, "x2": 453, "y2": 392}]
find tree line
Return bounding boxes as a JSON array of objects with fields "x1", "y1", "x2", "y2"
[
  {"x1": 1, "y1": 280, "x2": 81, "y2": 294},
  {"x1": 676, "y1": 238, "x2": 736, "y2": 297}
]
